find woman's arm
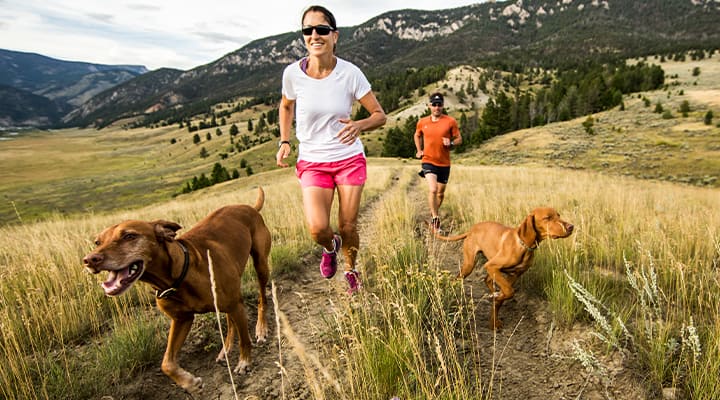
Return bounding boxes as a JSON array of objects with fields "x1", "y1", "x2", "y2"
[
  {"x1": 276, "y1": 95, "x2": 296, "y2": 167},
  {"x1": 337, "y1": 91, "x2": 386, "y2": 145}
]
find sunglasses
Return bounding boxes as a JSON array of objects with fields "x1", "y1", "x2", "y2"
[
  {"x1": 301, "y1": 25, "x2": 335, "y2": 36},
  {"x1": 431, "y1": 102, "x2": 444, "y2": 107}
]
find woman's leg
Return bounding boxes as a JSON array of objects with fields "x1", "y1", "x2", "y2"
[
  {"x1": 336, "y1": 184, "x2": 363, "y2": 271},
  {"x1": 302, "y1": 186, "x2": 336, "y2": 251}
]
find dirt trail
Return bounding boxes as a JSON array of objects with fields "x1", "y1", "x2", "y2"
[{"x1": 110, "y1": 174, "x2": 647, "y2": 400}]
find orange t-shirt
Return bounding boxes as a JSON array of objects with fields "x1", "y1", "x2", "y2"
[{"x1": 415, "y1": 115, "x2": 460, "y2": 167}]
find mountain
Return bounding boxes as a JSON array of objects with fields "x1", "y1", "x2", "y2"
[
  {"x1": 0, "y1": 49, "x2": 147, "y2": 127},
  {"x1": 0, "y1": 84, "x2": 69, "y2": 127},
  {"x1": 17, "y1": 0, "x2": 720, "y2": 128},
  {"x1": 68, "y1": 0, "x2": 720, "y2": 128}
]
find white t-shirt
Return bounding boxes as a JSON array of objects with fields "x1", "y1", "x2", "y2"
[{"x1": 282, "y1": 57, "x2": 371, "y2": 162}]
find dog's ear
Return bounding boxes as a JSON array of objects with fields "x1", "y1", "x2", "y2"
[
  {"x1": 517, "y1": 213, "x2": 538, "y2": 245},
  {"x1": 151, "y1": 220, "x2": 182, "y2": 242}
]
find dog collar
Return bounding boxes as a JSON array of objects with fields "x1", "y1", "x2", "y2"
[
  {"x1": 517, "y1": 233, "x2": 538, "y2": 252},
  {"x1": 156, "y1": 241, "x2": 190, "y2": 299}
]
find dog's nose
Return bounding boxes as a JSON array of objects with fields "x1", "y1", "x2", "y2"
[
  {"x1": 566, "y1": 224, "x2": 574, "y2": 233},
  {"x1": 83, "y1": 253, "x2": 103, "y2": 267}
]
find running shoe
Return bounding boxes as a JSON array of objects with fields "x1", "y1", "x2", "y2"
[
  {"x1": 344, "y1": 270, "x2": 362, "y2": 295},
  {"x1": 319, "y1": 234, "x2": 341, "y2": 279},
  {"x1": 431, "y1": 216, "x2": 441, "y2": 233}
]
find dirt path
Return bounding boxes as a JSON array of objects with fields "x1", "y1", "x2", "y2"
[{"x1": 110, "y1": 174, "x2": 647, "y2": 400}]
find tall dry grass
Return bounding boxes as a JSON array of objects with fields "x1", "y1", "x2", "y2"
[
  {"x1": 1, "y1": 162, "x2": 718, "y2": 399},
  {"x1": 440, "y1": 166, "x2": 720, "y2": 398},
  {"x1": 0, "y1": 170, "x2": 311, "y2": 400}
]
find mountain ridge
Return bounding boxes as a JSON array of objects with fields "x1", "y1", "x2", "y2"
[
  {"x1": 0, "y1": 49, "x2": 148, "y2": 127},
  {"x1": 2, "y1": 0, "x2": 719, "y2": 128},
  {"x1": 67, "y1": 0, "x2": 720, "y2": 128}
]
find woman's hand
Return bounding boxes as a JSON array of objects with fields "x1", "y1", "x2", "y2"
[
  {"x1": 276, "y1": 143, "x2": 291, "y2": 167},
  {"x1": 337, "y1": 118, "x2": 361, "y2": 145}
]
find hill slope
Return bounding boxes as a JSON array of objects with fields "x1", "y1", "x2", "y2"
[
  {"x1": 1, "y1": 57, "x2": 718, "y2": 225},
  {"x1": 66, "y1": 0, "x2": 720, "y2": 127},
  {"x1": 459, "y1": 58, "x2": 720, "y2": 187},
  {"x1": 0, "y1": 49, "x2": 147, "y2": 127}
]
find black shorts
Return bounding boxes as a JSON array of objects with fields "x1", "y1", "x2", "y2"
[{"x1": 419, "y1": 163, "x2": 451, "y2": 184}]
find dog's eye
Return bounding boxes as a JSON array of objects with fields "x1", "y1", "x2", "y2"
[
  {"x1": 122, "y1": 233, "x2": 138, "y2": 241},
  {"x1": 94, "y1": 240, "x2": 101, "y2": 246}
]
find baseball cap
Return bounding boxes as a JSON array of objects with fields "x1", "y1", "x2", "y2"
[{"x1": 429, "y1": 93, "x2": 444, "y2": 104}]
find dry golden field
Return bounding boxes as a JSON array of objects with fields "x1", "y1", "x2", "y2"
[{"x1": 1, "y1": 57, "x2": 719, "y2": 399}]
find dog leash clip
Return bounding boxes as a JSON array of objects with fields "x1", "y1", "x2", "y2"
[{"x1": 156, "y1": 288, "x2": 177, "y2": 299}]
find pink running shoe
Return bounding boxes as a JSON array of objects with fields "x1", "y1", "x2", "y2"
[
  {"x1": 344, "y1": 270, "x2": 362, "y2": 295},
  {"x1": 320, "y1": 234, "x2": 341, "y2": 279}
]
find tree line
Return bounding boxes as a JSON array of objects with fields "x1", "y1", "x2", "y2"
[{"x1": 382, "y1": 61, "x2": 665, "y2": 156}]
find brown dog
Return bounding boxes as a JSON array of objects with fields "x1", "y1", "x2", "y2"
[
  {"x1": 82, "y1": 187, "x2": 271, "y2": 394},
  {"x1": 435, "y1": 207, "x2": 573, "y2": 329}
]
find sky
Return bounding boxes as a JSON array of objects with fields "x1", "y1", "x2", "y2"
[{"x1": 1, "y1": 0, "x2": 482, "y2": 71}]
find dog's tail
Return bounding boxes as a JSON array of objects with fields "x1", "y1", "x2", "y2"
[
  {"x1": 254, "y1": 187, "x2": 265, "y2": 211},
  {"x1": 434, "y1": 231, "x2": 469, "y2": 242}
]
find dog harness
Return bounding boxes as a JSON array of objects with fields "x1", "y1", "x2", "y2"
[{"x1": 156, "y1": 240, "x2": 190, "y2": 299}]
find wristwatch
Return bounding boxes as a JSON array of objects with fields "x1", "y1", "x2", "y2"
[{"x1": 278, "y1": 140, "x2": 291, "y2": 148}]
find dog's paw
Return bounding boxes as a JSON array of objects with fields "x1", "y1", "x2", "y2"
[
  {"x1": 234, "y1": 359, "x2": 250, "y2": 375},
  {"x1": 256, "y1": 325, "x2": 268, "y2": 344},
  {"x1": 215, "y1": 348, "x2": 229, "y2": 363},
  {"x1": 184, "y1": 376, "x2": 203, "y2": 396}
]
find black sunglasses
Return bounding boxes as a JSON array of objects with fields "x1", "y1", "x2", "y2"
[
  {"x1": 431, "y1": 102, "x2": 444, "y2": 107},
  {"x1": 301, "y1": 25, "x2": 335, "y2": 36}
]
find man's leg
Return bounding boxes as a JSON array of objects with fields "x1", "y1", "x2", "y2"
[
  {"x1": 436, "y1": 182, "x2": 447, "y2": 210},
  {"x1": 425, "y1": 173, "x2": 440, "y2": 218}
]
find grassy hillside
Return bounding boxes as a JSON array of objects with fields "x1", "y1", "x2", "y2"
[
  {"x1": 461, "y1": 57, "x2": 720, "y2": 186},
  {"x1": 0, "y1": 57, "x2": 718, "y2": 226},
  {"x1": 1, "y1": 161, "x2": 718, "y2": 399}
]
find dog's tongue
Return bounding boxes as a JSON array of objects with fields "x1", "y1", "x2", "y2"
[{"x1": 102, "y1": 269, "x2": 129, "y2": 295}]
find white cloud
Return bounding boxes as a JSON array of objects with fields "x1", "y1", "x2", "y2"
[{"x1": 1, "y1": 0, "x2": 483, "y2": 70}]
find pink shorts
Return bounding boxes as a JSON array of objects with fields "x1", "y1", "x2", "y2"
[{"x1": 295, "y1": 153, "x2": 367, "y2": 189}]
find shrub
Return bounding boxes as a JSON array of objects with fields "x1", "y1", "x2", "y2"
[{"x1": 582, "y1": 116, "x2": 595, "y2": 135}]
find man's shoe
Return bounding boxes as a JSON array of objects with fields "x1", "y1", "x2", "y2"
[
  {"x1": 430, "y1": 216, "x2": 441, "y2": 233},
  {"x1": 320, "y1": 234, "x2": 341, "y2": 279}
]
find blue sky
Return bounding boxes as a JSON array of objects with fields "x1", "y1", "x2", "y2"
[{"x1": 1, "y1": 0, "x2": 482, "y2": 70}]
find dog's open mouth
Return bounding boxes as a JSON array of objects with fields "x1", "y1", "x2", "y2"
[{"x1": 102, "y1": 261, "x2": 144, "y2": 296}]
